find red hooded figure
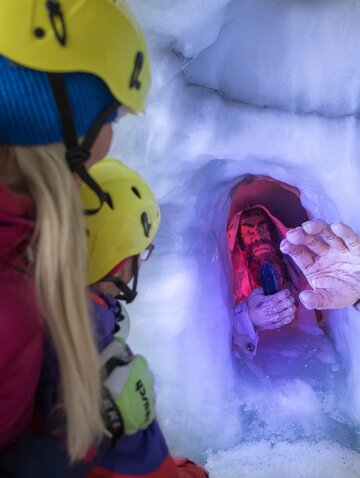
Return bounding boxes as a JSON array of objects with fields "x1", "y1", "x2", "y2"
[{"x1": 228, "y1": 204, "x2": 322, "y2": 360}]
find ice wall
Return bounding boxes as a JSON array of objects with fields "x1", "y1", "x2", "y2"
[
  {"x1": 184, "y1": 0, "x2": 360, "y2": 117},
  {"x1": 179, "y1": 0, "x2": 360, "y2": 423},
  {"x1": 111, "y1": 0, "x2": 360, "y2": 475}
]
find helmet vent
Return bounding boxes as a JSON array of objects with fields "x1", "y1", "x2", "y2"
[
  {"x1": 46, "y1": 0, "x2": 67, "y2": 47},
  {"x1": 131, "y1": 186, "x2": 142, "y2": 199},
  {"x1": 141, "y1": 212, "x2": 151, "y2": 238},
  {"x1": 34, "y1": 28, "x2": 46, "y2": 39},
  {"x1": 130, "y1": 52, "x2": 144, "y2": 90}
]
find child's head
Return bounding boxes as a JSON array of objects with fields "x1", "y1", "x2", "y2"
[{"x1": 82, "y1": 158, "x2": 160, "y2": 303}]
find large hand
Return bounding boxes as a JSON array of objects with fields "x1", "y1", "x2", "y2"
[
  {"x1": 280, "y1": 219, "x2": 360, "y2": 310},
  {"x1": 101, "y1": 339, "x2": 156, "y2": 441},
  {"x1": 245, "y1": 288, "x2": 296, "y2": 330}
]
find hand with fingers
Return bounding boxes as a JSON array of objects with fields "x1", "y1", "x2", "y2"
[
  {"x1": 244, "y1": 288, "x2": 296, "y2": 330},
  {"x1": 280, "y1": 219, "x2": 360, "y2": 310}
]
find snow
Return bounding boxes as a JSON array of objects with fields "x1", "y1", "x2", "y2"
[
  {"x1": 206, "y1": 440, "x2": 360, "y2": 478},
  {"x1": 184, "y1": 0, "x2": 360, "y2": 117},
  {"x1": 111, "y1": 0, "x2": 360, "y2": 475}
]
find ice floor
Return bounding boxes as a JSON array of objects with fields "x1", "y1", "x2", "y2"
[{"x1": 111, "y1": 1, "x2": 360, "y2": 476}]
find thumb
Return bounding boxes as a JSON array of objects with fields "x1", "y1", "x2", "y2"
[
  {"x1": 299, "y1": 290, "x2": 325, "y2": 310},
  {"x1": 252, "y1": 287, "x2": 264, "y2": 295}
]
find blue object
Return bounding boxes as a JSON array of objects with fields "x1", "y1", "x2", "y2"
[
  {"x1": 259, "y1": 262, "x2": 278, "y2": 296},
  {"x1": 0, "y1": 55, "x2": 117, "y2": 145}
]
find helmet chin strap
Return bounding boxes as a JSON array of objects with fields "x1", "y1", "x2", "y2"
[
  {"x1": 101, "y1": 256, "x2": 139, "y2": 304},
  {"x1": 47, "y1": 73, "x2": 120, "y2": 215}
]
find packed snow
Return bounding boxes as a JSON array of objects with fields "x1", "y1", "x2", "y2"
[{"x1": 110, "y1": 1, "x2": 360, "y2": 476}]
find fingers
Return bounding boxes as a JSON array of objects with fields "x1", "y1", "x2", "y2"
[
  {"x1": 302, "y1": 219, "x2": 347, "y2": 251},
  {"x1": 269, "y1": 306, "x2": 296, "y2": 328},
  {"x1": 285, "y1": 226, "x2": 329, "y2": 256},
  {"x1": 280, "y1": 239, "x2": 315, "y2": 272},
  {"x1": 283, "y1": 218, "x2": 360, "y2": 255},
  {"x1": 248, "y1": 288, "x2": 289, "y2": 309},
  {"x1": 331, "y1": 222, "x2": 360, "y2": 253},
  {"x1": 268, "y1": 295, "x2": 295, "y2": 314},
  {"x1": 270, "y1": 288, "x2": 291, "y2": 304},
  {"x1": 299, "y1": 289, "x2": 326, "y2": 310},
  {"x1": 250, "y1": 289, "x2": 292, "y2": 308},
  {"x1": 257, "y1": 305, "x2": 296, "y2": 330},
  {"x1": 301, "y1": 218, "x2": 328, "y2": 236},
  {"x1": 251, "y1": 287, "x2": 265, "y2": 296},
  {"x1": 254, "y1": 291, "x2": 296, "y2": 330},
  {"x1": 284, "y1": 219, "x2": 352, "y2": 259},
  {"x1": 246, "y1": 288, "x2": 265, "y2": 307}
]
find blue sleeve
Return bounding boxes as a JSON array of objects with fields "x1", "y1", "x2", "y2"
[
  {"x1": 0, "y1": 435, "x2": 109, "y2": 478},
  {"x1": 0, "y1": 434, "x2": 94, "y2": 478},
  {"x1": 98, "y1": 421, "x2": 170, "y2": 475}
]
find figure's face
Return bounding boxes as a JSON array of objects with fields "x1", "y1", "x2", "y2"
[
  {"x1": 240, "y1": 212, "x2": 272, "y2": 247},
  {"x1": 240, "y1": 210, "x2": 287, "y2": 290}
]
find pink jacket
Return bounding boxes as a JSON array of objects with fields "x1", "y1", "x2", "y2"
[{"x1": 0, "y1": 182, "x2": 43, "y2": 450}]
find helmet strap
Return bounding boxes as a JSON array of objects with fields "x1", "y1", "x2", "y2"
[
  {"x1": 101, "y1": 256, "x2": 139, "y2": 304},
  {"x1": 47, "y1": 73, "x2": 120, "y2": 214}
]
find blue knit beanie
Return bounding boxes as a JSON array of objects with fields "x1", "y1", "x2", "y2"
[{"x1": 0, "y1": 55, "x2": 117, "y2": 145}]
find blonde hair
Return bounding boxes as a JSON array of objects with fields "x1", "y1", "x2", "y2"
[{"x1": 0, "y1": 145, "x2": 103, "y2": 461}]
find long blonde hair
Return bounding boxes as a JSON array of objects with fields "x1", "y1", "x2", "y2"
[{"x1": 0, "y1": 144, "x2": 103, "y2": 461}]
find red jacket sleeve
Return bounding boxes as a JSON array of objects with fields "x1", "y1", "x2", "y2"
[
  {"x1": 87, "y1": 455, "x2": 208, "y2": 478},
  {"x1": 172, "y1": 457, "x2": 208, "y2": 478},
  {"x1": 85, "y1": 421, "x2": 208, "y2": 478}
]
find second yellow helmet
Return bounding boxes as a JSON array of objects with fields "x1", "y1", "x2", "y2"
[{"x1": 81, "y1": 158, "x2": 161, "y2": 285}]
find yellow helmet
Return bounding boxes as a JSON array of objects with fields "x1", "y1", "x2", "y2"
[
  {"x1": 0, "y1": 0, "x2": 151, "y2": 212},
  {"x1": 81, "y1": 158, "x2": 161, "y2": 285},
  {"x1": 0, "y1": 0, "x2": 150, "y2": 114}
]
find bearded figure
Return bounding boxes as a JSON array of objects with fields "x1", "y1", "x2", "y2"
[{"x1": 227, "y1": 205, "x2": 322, "y2": 360}]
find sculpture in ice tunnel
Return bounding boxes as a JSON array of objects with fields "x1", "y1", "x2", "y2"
[{"x1": 227, "y1": 176, "x2": 326, "y2": 362}]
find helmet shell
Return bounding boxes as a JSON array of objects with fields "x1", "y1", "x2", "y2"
[
  {"x1": 82, "y1": 158, "x2": 160, "y2": 285},
  {"x1": 0, "y1": 0, "x2": 150, "y2": 113}
]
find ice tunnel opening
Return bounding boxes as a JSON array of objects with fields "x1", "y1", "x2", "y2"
[
  {"x1": 151, "y1": 158, "x2": 360, "y2": 458},
  {"x1": 227, "y1": 174, "x2": 337, "y2": 375},
  {"x1": 194, "y1": 169, "x2": 360, "y2": 474},
  {"x1": 221, "y1": 172, "x2": 360, "y2": 449},
  {"x1": 124, "y1": 157, "x2": 360, "y2": 465},
  {"x1": 228, "y1": 175, "x2": 310, "y2": 230}
]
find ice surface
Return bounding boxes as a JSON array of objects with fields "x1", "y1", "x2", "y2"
[
  {"x1": 205, "y1": 440, "x2": 360, "y2": 478},
  {"x1": 111, "y1": 0, "x2": 360, "y2": 475},
  {"x1": 184, "y1": 0, "x2": 360, "y2": 117}
]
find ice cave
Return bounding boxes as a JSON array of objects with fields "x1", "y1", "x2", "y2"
[{"x1": 110, "y1": 1, "x2": 360, "y2": 476}]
